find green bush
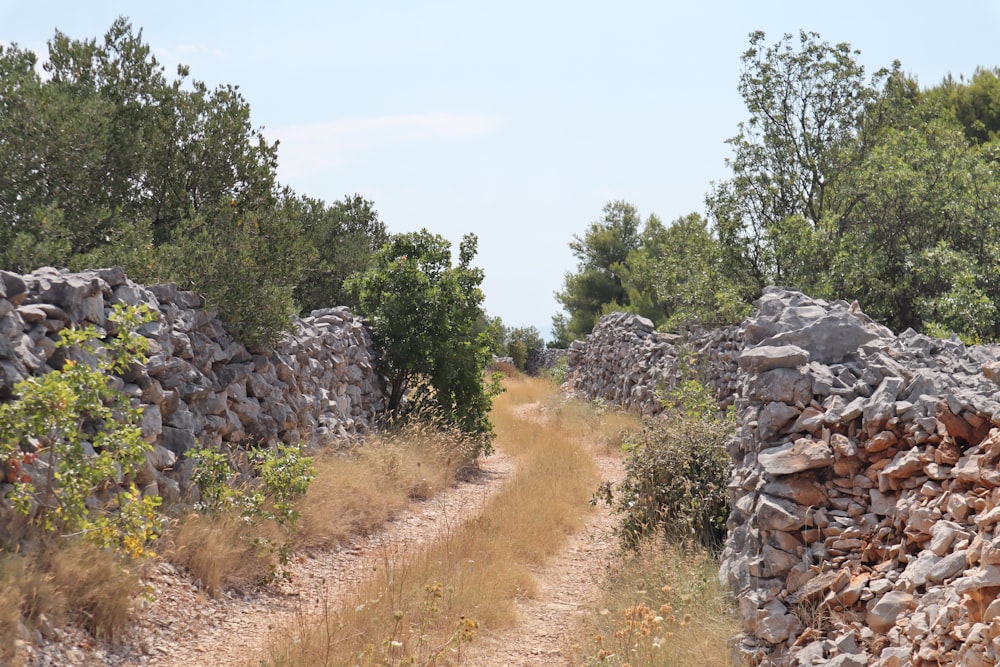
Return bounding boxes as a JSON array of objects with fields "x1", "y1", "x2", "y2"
[
  {"x1": 0, "y1": 304, "x2": 161, "y2": 558},
  {"x1": 614, "y1": 381, "x2": 733, "y2": 550},
  {"x1": 190, "y1": 442, "x2": 315, "y2": 528}
]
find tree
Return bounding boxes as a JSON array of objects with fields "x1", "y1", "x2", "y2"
[
  {"x1": 294, "y1": 194, "x2": 389, "y2": 313},
  {"x1": 707, "y1": 30, "x2": 1000, "y2": 342},
  {"x1": 347, "y1": 231, "x2": 499, "y2": 447},
  {"x1": 0, "y1": 18, "x2": 309, "y2": 348},
  {"x1": 505, "y1": 326, "x2": 544, "y2": 371},
  {"x1": 554, "y1": 200, "x2": 645, "y2": 340},
  {"x1": 707, "y1": 30, "x2": 890, "y2": 294},
  {"x1": 638, "y1": 213, "x2": 749, "y2": 331}
]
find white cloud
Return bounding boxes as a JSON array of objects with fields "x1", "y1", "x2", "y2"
[{"x1": 270, "y1": 112, "x2": 501, "y2": 177}]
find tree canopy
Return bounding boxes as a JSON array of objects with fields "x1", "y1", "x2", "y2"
[
  {"x1": 347, "y1": 231, "x2": 499, "y2": 447},
  {"x1": 556, "y1": 31, "x2": 1000, "y2": 344},
  {"x1": 0, "y1": 18, "x2": 388, "y2": 347}
]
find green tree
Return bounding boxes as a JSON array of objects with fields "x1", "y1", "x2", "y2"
[
  {"x1": 707, "y1": 30, "x2": 890, "y2": 295},
  {"x1": 637, "y1": 213, "x2": 749, "y2": 331},
  {"x1": 347, "y1": 231, "x2": 499, "y2": 448},
  {"x1": 0, "y1": 18, "x2": 307, "y2": 348},
  {"x1": 708, "y1": 30, "x2": 1000, "y2": 341},
  {"x1": 505, "y1": 326, "x2": 544, "y2": 371},
  {"x1": 554, "y1": 200, "x2": 645, "y2": 340},
  {"x1": 294, "y1": 194, "x2": 389, "y2": 313}
]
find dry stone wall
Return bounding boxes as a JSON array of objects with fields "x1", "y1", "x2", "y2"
[
  {"x1": 565, "y1": 289, "x2": 1000, "y2": 666},
  {"x1": 0, "y1": 267, "x2": 385, "y2": 507},
  {"x1": 563, "y1": 311, "x2": 742, "y2": 414}
]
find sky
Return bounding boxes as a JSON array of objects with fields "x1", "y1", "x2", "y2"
[{"x1": 3, "y1": 1, "x2": 1000, "y2": 340}]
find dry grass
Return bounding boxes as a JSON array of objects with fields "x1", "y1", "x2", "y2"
[
  {"x1": 160, "y1": 512, "x2": 275, "y2": 595},
  {"x1": 258, "y1": 376, "x2": 601, "y2": 666},
  {"x1": 571, "y1": 537, "x2": 738, "y2": 666},
  {"x1": 296, "y1": 421, "x2": 477, "y2": 551},
  {"x1": 0, "y1": 539, "x2": 140, "y2": 652},
  {"x1": 162, "y1": 419, "x2": 474, "y2": 594}
]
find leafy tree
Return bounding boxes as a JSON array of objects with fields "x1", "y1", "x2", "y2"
[
  {"x1": 505, "y1": 326, "x2": 544, "y2": 371},
  {"x1": 708, "y1": 29, "x2": 1000, "y2": 341},
  {"x1": 554, "y1": 200, "x2": 645, "y2": 340},
  {"x1": 294, "y1": 194, "x2": 389, "y2": 313},
  {"x1": 637, "y1": 213, "x2": 749, "y2": 331},
  {"x1": 707, "y1": 30, "x2": 890, "y2": 295},
  {"x1": 157, "y1": 192, "x2": 315, "y2": 348},
  {"x1": 0, "y1": 18, "x2": 307, "y2": 348},
  {"x1": 347, "y1": 231, "x2": 499, "y2": 448}
]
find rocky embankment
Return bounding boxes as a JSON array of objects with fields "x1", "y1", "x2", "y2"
[
  {"x1": 0, "y1": 267, "x2": 385, "y2": 511},
  {"x1": 566, "y1": 289, "x2": 1000, "y2": 666}
]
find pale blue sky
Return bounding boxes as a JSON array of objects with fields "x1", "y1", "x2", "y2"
[{"x1": 3, "y1": 1, "x2": 1000, "y2": 339}]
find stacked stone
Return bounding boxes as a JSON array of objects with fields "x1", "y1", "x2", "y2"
[
  {"x1": 0, "y1": 267, "x2": 385, "y2": 506},
  {"x1": 685, "y1": 325, "x2": 744, "y2": 409},
  {"x1": 722, "y1": 287, "x2": 1000, "y2": 666},
  {"x1": 563, "y1": 312, "x2": 681, "y2": 415},
  {"x1": 524, "y1": 347, "x2": 567, "y2": 376},
  {"x1": 563, "y1": 312, "x2": 743, "y2": 415}
]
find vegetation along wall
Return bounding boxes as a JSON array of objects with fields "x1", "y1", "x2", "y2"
[
  {"x1": 0, "y1": 266, "x2": 386, "y2": 508},
  {"x1": 566, "y1": 288, "x2": 1000, "y2": 666}
]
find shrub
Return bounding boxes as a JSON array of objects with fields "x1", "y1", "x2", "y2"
[
  {"x1": 179, "y1": 442, "x2": 315, "y2": 588},
  {"x1": 614, "y1": 381, "x2": 733, "y2": 550},
  {"x1": 0, "y1": 304, "x2": 161, "y2": 557}
]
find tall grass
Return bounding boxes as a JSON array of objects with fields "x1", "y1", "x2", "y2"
[
  {"x1": 162, "y1": 418, "x2": 476, "y2": 594},
  {"x1": 572, "y1": 538, "x2": 738, "y2": 666},
  {"x1": 0, "y1": 538, "x2": 140, "y2": 660},
  {"x1": 259, "y1": 376, "x2": 603, "y2": 666}
]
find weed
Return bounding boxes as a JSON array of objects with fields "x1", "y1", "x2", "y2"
[{"x1": 574, "y1": 538, "x2": 737, "y2": 667}]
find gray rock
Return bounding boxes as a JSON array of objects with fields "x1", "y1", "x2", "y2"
[
  {"x1": 758, "y1": 437, "x2": 835, "y2": 475},
  {"x1": 759, "y1": 311, "x2": 879, "y2": 364},
  {"x1": 739, "y1": 345, "x2": 810, "y2": 373},
  {"x1": 758, "y1": 401, "x2": 802, "y2": 439},
  {"x1": 867, "y1": 591, "x2": 914, "y2": 633}
]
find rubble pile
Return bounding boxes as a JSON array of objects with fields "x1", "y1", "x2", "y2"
[
  {"x1": 565, "y1": 287, "x2": 1000, "y2": 665},
  {"x1": 726, "y1": 287, "x2": 1000, "y2": 666}
]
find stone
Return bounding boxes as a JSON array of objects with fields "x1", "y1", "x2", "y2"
[
  {"x1": 758, "y1": 437, "x2": 835, "y2": 475},
  {"x1": 739, "y1": 345, "x2": 809, "y2": 373},
  {"x1": 756, "y1": 494, "x2": 807, "y2": 532},
  {"x1": 898, "y1": 551, "x2": 942, "y2": 590},
  {"x1": 867, "y1": 591, "x2": 914, "y2": 633},
  {"x1": 759, "y1": 311, "x2": 879, "y2": 364},
  {"x1": 882, "y1": 448, "x2": 925, "y2": 479},
  {"x1": 758, "y1": 401, "x2": 802, "y2": 439},
  {"x1": 927, "y1": 550, "x2": 969, "y2": 584},
  {"x1": 863, "y1": 376, "x2": 905, "y2": 432}
]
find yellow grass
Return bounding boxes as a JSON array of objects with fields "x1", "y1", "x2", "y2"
[
  {"x1": 0, "y1": 539, "x2": 140, "y2": 654},
  {"x1": 571, "y1": 538, "x2": 738, "y2": 666},
  {"x1": 258, "y1": 376, "x2": 602, "y2": 666},
  {"x1": 163, "y1": 419, "x2": 473, "y2": 594}
]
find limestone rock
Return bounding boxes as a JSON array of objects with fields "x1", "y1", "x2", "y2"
[{"x1": 758, "y1": 437, "x2": 834, "y2": 475}]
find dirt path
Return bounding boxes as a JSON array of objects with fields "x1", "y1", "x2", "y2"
[
  {"x1": 26, "y1": 401, "x2": 625, "y2": 667},
  {"x1": 115, "y1": 452, "x2": 515, "y2": 667},
  {"x1": 457, "y1": 447, "x2": 624, "y2": 667}
]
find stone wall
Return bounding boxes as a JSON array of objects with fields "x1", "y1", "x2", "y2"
[
  {"x1": 0, "y1": 267, "x2": 385, "y2": 506},
  {"x1": 564, "y1": 289, "x2": 1000, "y2": 666},
  {"x1": 724, "y1": 287, "x2": 1000, "y2": 666},
  {"x1": 562, "y1": 311, "x2": 742, "y2": 414}
]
